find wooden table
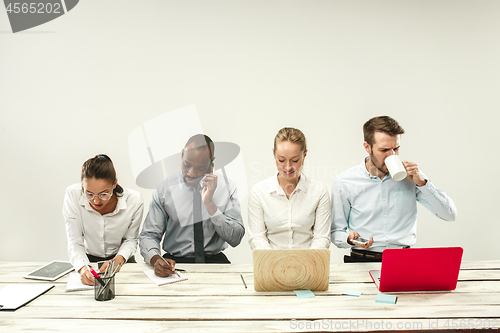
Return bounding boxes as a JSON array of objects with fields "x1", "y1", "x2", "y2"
[{"x1": 1, "y1": 261, "x2": 499, "y2": 332}]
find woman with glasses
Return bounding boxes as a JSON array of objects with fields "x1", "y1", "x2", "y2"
[{"x1": 63, "y1": 154, "x2": 144, "y2": 285}]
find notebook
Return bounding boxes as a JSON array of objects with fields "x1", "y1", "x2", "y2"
[
  {"x1": 65, "y1": 272, "x2": 94, "y2": 292},
  {"x1": 369, "y1": 247, "x2": 463, "y2": 292},
  {"x1": 253, "y1": 249, "x2": 330, "y2": 291},
  {"x1": 0, "y1": 284, "x2": 54, "y2": 310},
  {"x1": 144, "y1": 270, "x2": 188, "y2": 286}
]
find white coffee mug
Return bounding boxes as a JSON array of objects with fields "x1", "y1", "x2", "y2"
[{"x1": 384, "y1": 155, "x2": 407, "y2": 181}]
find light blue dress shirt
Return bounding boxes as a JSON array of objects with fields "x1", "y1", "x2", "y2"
[
  {"x1": 331, "y1": 158, "x2": 457, "y2": 252},
  {"x1": 139, "y1": 172, "x2": 245, "y2": 264}
]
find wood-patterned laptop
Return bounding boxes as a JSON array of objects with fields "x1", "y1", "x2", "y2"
[{"x1": 253, "y1": 249, "x2": 330, "y2": 291}]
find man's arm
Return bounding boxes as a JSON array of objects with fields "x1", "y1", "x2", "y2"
[
  {"x1": 209, "y1": 184, "x2": 245, "y2": 247},
  {"x1": 201, "y1": 173, "x2": 245, "y2": 247},
  {"x1": 404, "y1": 161, "x2": 457, "y2": 221},
  {"x1": 331, "y1": 180, "x2": 354, "y2": 248},
  {"x1": 416, "y1": 180, "x2": 458, "y2": 221},
  {"x1": 139, "y1": 189, "x2": 168, "y2": 265}
]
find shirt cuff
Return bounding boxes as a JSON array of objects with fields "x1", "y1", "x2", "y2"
[
  {"x1": 333, "y1": 231, "x2": 354, "y2": 249},
  {"x1": 147, "y1": 248, "x2": 160, "y2": 265},
  {"x1": 117, "y1": 250, "x2": 131, "y2": 262},
  {"x1": 74, "y1": 259, "x2": 88, "y2": 274},
  {"x1": 417, "y1": 179, "x2": 435, "y2": 192},
  {"x1": 209, "y1": 208, "x2": 224, "y2": 224}
]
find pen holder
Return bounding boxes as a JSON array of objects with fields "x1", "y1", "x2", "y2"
[{"x1": 94, "y1": 274, "x2": 115, "y2": 301}]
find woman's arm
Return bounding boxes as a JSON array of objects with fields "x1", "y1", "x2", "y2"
[
  {"x1": 62, "y1": 185, "x2": 89, "y2": 274},
  {"x1": 248, "y1": 187, "x2": 272, "y2": 250},
  {"x1": 310, "y1": 185, "x2": 332, "y2": 249}
]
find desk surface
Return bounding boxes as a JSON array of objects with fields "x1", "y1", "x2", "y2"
[{"x1": 1, "y1": 261, "x2": 499, "y2": 332}]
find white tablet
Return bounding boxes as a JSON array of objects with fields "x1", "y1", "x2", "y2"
[{"x1": 23, "y1": 261, "x2": 74, "y2": 281}]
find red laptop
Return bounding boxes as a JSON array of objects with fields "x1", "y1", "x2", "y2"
[{"x1": 369, "y1": 247, "x2": 463, "y2": 292}]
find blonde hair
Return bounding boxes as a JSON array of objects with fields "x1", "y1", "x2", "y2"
[{"x1": 273, "y1": 127, "x2": 307, "y2": 153}]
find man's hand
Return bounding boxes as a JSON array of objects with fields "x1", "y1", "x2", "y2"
[
  {"x1": 403, "y1": 160, "x2": 427, "y2": 187},
  {"x1": 347, "y1": 231, "x2": 374, "y2": 249},
  {"x1": 78, "y1": 266, "x2": 95, "y2": 286},
  {"x1": 201, "y1": 173, "x2": 218, "y2": 215},
  {"x1": 151, "y1": 255, "x2": 176, "y2": 277}
]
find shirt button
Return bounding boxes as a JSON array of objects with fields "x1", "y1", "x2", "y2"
[
  {"x1": 384, "y1": 215, "x2": 387, "y2": 217},
  {"x1": 383, "y1": 198, "x2": 386, "y2": 201}
]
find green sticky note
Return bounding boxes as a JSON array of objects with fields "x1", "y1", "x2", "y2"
[
  {"x1": 294, "y1": 290, "x2": 315, "y2": 299},
  {"x1": 342, "y1": 290, "x2": 363, "y2": 297},
  {"x1": 375, "y1": 293, "x2": 397, "y2": 304}
]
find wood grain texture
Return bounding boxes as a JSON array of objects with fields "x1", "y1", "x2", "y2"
[
  {"x1": 1, "y1": 261, "x2": 499, "y2": 332},
  {"x1": 253, "y1": 249, "x2": 330, "y2": 291}
]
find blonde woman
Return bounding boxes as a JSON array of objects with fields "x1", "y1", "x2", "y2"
[{"x1": 248, "y1": 127, "x2": 331, "y2": 250}]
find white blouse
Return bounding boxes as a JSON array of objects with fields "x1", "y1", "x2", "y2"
[
  {"x1": 248, "y1": 173, "x2": 331, "y2": 250},
  {"x1": 63, "y1": 183, "x2": 144, "y2": 272}
]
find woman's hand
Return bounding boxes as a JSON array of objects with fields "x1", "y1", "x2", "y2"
[
  {"x1": 78, "y1": 266, "x2": 95, "y2": 286},
  {"x1": 99, "y1": 255, "x2": 126, "y2": 274}
]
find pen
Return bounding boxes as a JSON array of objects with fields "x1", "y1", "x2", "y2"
[
  {"x1": 154, "y1": 249, "x2": 180, "y2": 278},
  {"x1": 240, "y1": 275, "x2": 247, "y2": 289},
  {"x1": 110, "y1": 262, "x2": 122, "y2": 276},
  {"x1": 97, "y1": 261, "x2": 121, "y2": 299},
  {"x1": 86, "y1": 264, "x2": 105, "y2": 286}
]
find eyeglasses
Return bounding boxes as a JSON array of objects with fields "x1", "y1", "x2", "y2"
[{"x1": 82, "y1": 190, "x2": 113, "y2": 201}]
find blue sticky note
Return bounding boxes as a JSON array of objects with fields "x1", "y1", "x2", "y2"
[
  {"x1": 375, "y1": 293, "x2": 397, "y2": 304},
  {"x1": 294, "y1": 290, "x2": 315, "y2": 299},
  {"x1": 342, "y1": 290, "x2": 363, "y2": 297}
]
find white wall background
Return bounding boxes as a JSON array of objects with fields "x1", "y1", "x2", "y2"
[{"x1": 1, "y1": 0, "x2": 499, "y2": 264}]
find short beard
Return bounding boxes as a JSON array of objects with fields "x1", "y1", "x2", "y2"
[{"x1": 369, "y1": 153, "x2": 387, "y2": 176}]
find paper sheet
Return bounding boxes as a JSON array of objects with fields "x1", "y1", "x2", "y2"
[
  {"x1": 375, "y1": 293, "x2": 398, "y2": 304},
  {"x1": 342, "y1": 290, "x2": 364, "y2": 297},
  {"x1": 65, "y1": 272, "x2": 94, "y2": 292},
  {"x1": 294, "y1": 290, "x2": 316, "y2": 299},
  {"x1": 144, "y1": 270, "x2": 187, "y2": 286}
]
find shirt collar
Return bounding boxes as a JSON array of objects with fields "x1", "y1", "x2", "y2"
[
  {"x1": 361, "y1": 156, "x2": 390, "y2": 181},
  {"x1": 269, "y1": 172, "x2": 308, "y2": 195}
]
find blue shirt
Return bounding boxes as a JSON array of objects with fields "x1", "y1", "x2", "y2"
[
  {"x1": 139, "y1": 172, "x2": 245, "y2": 263},
  {"x1": 331, "y1": 158, "x2": 457, "y2": 252}
]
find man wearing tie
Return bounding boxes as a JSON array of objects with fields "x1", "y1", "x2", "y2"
[{"x1": 139, "y1": 134, "x2": 245, "y2": 277}]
